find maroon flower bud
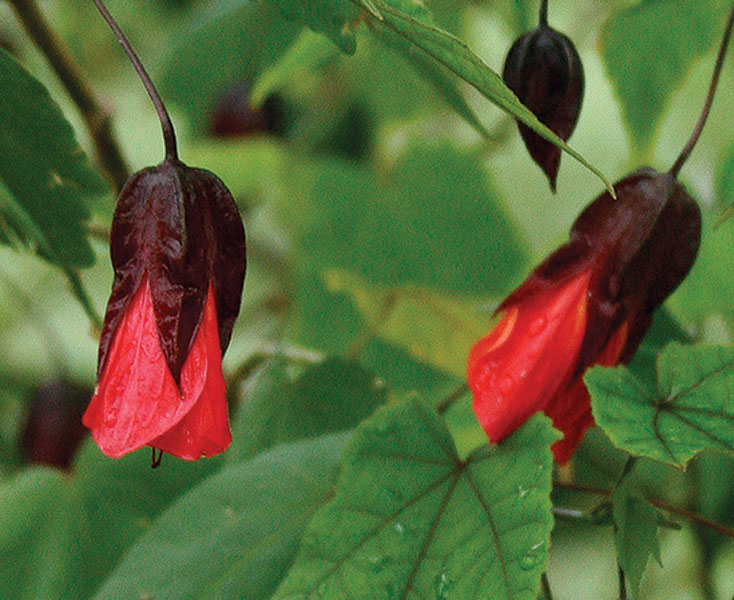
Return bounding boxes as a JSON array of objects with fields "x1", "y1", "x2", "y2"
[
  {"x1": 83, "y1": 158, "x2": 246, "y2": 460},
  {"x1": 210, "y1": 82, "x2": 285, "y2": 138},
  {"x1": 22, "y1": 379, "x2": 90, "y2": 470},
  {"x1": 502, "y1": 10, "x2": 584, "y2": 191}
]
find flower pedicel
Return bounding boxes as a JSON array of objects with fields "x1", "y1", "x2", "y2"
[{"x1": 83, "y1": 0, "x2": 246, "y2": 465}]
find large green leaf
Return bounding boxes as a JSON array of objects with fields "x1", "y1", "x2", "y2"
[
  {"x1": 0, "y1": 49, "x2": 106, "y2": 268},
  {"x1": 600, "y1": 1, "x2": 729, "y2": 155},
  {"x1": 273, "y1": 398, "x2": 558, "y2": 600},
  {"x1": 278, "y1": 144, "x2": 528, "y2": 295},
  {"x1": 93, "y1": 434, "x2": 348, "y2": 600},
  {"x1": 612, "y1": 485, "x2": 661, "y2": 598},
  {"x1": 159, "y1": 0, "x2": 299, "y2": 132},
  {"x1": 587, "y1": 343, "x2": 734, "y2": 468},
  {"x1": 228, "y1": 357, "x2": 386, "y2": 463},
  {"x1": 0, "y1": 441, "x2": 220, "y2": 600}
]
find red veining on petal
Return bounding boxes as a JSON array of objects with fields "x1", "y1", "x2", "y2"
[
  {"x1": 467, "y1": 270, "x2": 591, "y2": 445},
  {"x1": 83, "y1": 275, "x2": 202, "y2": 458},
  {"x1": 150, "y1": 283, "x2": 231, "y2": 460}
]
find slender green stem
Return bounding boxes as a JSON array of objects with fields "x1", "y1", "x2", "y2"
[
  {"x1": 436, "y1": 383, "x2": 469, "y2": 414},
  {"x1": 612, "y1": 456, "x2": 638, "y2": 490},
  {"x1": 91, "y1": 0, "x2": 178, "y2": 161},
  {"x1": 554, "y1": 480, "x2": 734, "y2": 538},
  {"x1": 541, "y1": 572, "x2": 553, "y2": 600},
  {"x1": 670, "y1": 4, "x2": 734, "y2": 178},
  {"x1": 8, "y1": 0, "x2": 130, "y2": 190},
  {"x1": 539, "y1": 0, "x2": 549, "y2": 26}
]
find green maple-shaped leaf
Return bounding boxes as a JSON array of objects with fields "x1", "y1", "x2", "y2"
[
  {"x1": 272, "y1": 397, "x2": 558, "y2": 600},
  {"x1": 587, "y1": 343, "x2": 734, "y2": 468},
  {"x1": 612, "y1": 484, "x2": 661, "y2": 598}
]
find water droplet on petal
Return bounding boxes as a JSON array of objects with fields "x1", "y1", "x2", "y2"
[
  {"x1": 499, "y1": 377, "x2": 515, "y2": 394},
  {"x1": 529, "y1": 316, "x2": 547, "y2": 336}
]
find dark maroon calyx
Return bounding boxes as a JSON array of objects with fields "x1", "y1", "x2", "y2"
[
  {"x1": 502, "y1": 23, "x2": 585, "y2": 190},
  {"x1": 97, "y1": 159, "x2": 246, "y2": 384},
  {"x1": 499, "y1": 168, "x2": 701, "y2": 372}
]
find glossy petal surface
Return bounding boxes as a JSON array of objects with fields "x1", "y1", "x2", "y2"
[
  {"x1": 467, "y1": 270, "x2": 590, "y2": 444},
  {"x1": 83, "y1": 276, "x2": 230, "y2": 459},
  {"x1": 151, "y1": 284, "x2": 231, "y2": 460}
]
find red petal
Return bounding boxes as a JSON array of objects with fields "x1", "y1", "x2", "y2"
[
  {"x1": 84, "y1": 276, "x2": 204, "y2": 458},
  {"x1": 467, "y1": 270, "x2": 590, "y2": 444},
  {"x1": 149, "y1": 284, "x2": 231, "y2": 460},
  {"x1": 546, "y1": 318, "x2": 630, "y2": 464}
]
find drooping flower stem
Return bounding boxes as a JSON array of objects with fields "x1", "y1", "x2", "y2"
[
  {"x1": 91, "y1": 0, "x2": 178, "y2": 162},
  {"x1": 539, "y1": 0, "x2": 549, "y2": 26},
  {"x1": 669, "y1": 4, "x2": 733, "y2": 179}
]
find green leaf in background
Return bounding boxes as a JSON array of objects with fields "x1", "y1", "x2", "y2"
[
  {"x1": 324, "y1": 268, "x2": 496, "y2": 378},
  {"x1": 587, "y1": 343, "x2": 734, "y2": 468},
  {"x1": 0, "y1": 441, "x2": 220, "y2": 600},
  {"x1": 364, "y1": 0, "x2": 491, "y2": 138},
  {"x1": 716, "y1": 144, "x2": 734, "y2": 223},
  {"x1": 0, "y1": 49, "x2": 106, "y2": 269},
  {"x1": 269, "y1": 0, "x2": 361, "y2": 53},
  {"x1": 279, "y1": 144, "x2": 528, "y2": 295},
  {"x1": 228, "y1": 357, "x2": 386, "y2": 462},
  {"x1": 273, "y1": 398, "x2": 558, "y2": 600},
  {"x1": 93, "y1": 433, "x2": 348, "y2": 600},
  {"x1": 670, "y1": 213, "x2": 734, "y2": 330},
  {"x1": 599, "y1": 1, "x2": 729, "y2": 156},
  {"x1": 612, "y1": 484, "x2": 661, "y2": 598},
  {"x1": 159, "y1": 0, "x2": 299, "y2": 132}
]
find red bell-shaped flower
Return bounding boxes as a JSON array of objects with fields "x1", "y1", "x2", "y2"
[
  {"x1": 467, "y1": 169, "x2": 700, "y2": 463},
  {"x1": 83, "y1": 160, "x2": 246, "y2": 461}
]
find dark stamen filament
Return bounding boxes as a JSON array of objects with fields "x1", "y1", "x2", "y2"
[
  {"x1": 91, "y1": 0, "x2": 178, "y2": 161},
  {"x1": 670, "y1": 5, "x2": 733, "y2": 179}
]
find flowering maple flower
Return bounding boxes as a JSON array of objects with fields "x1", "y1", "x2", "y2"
[
  {"x1": 467, "y1": 169, "x2": 700, "y2": 463},
  {"x1": 83, "y1": 160, "x2": 246, "y2": 461}
]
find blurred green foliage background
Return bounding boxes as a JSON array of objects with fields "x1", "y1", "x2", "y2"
[{"x1": 0, "y1": 0, "x2": 733, "y2": 598}]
